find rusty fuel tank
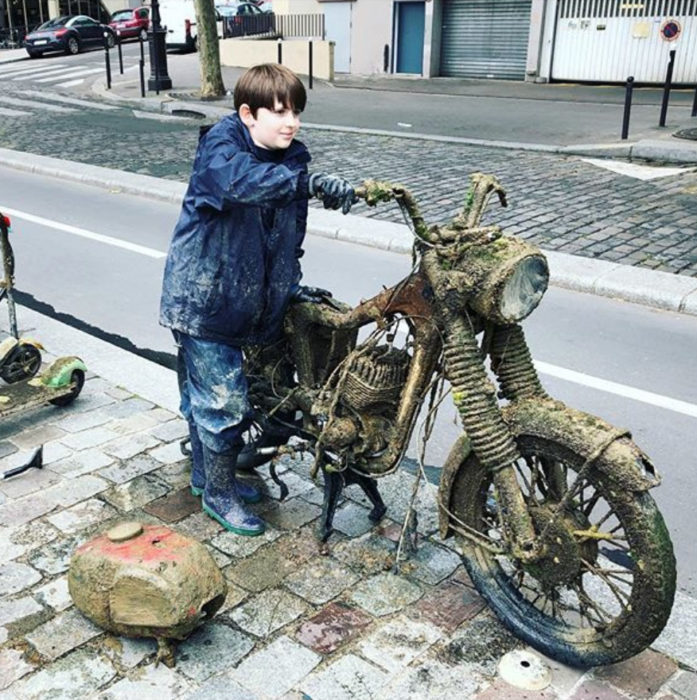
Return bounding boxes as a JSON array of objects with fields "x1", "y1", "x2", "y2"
[{"x1": 68, "y1": 521, "x2": 227, "y2": 666}]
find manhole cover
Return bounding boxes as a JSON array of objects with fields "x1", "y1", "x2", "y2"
[
  {"x1": 674, "y1": 128, "x2": 697, "y2": 141},
  {"x1": 170, "y1": 109, "x2": 206, "y2": 120},
  {"x1": 498, "y1": 649, "x2": 551, "y2": 691}
]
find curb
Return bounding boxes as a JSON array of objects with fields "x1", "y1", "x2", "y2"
[{"x1": 1, "y1": 148, "x2": 697, "y2": 317}]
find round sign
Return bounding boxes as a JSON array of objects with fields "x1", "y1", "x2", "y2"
[{"x1": 660, "y1": 19, "x2": 681, "y2": 41}]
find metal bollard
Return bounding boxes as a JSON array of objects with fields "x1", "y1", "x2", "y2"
[
  {"x1": 384, "y1": 44, "x2": 389, "y2": 73},
  {"x1": 659, "y1": 49, "x2": 676, "y2": 127},
  {"x1": 139, "y1": 33, "x2": 145, "y2": 98},
  {"x1": 308, "y1": 40, "x2": 313, "y2": 89},
  {"x1": 103, "y1": 31, "x2": 112, "y2": 90},
  {"x1": 621, "y1": 76, "x2": 634, "y2": 140},
  {"x1": 692, "y1": 83, "x2": 697, "y2": 118},
  {"x1": 117, "y1": 31, "x2": 124, "y2": 75},
  {"x1": 277, "y1": 38, "x2": 282, "y2": 65}
]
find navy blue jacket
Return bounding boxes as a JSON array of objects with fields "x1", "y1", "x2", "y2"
[{"x1": 160, "y1": 113, "x2": 311, "y2": 345}]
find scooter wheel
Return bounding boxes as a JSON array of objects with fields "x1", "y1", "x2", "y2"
[
  {"x1": 49, "y1": 369, "x2": 85, "y2": 407},
  {"x1": 0, "y1": 344, "x2": 42, "y2": 384}
]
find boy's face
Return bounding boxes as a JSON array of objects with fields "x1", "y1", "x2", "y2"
[{"x1": 239, "y1": 98, "x2": 301, "y2": 150}]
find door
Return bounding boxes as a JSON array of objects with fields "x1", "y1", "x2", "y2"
[
  {"x1": 324, "y1": 1, "x2": 352, "y2": 73},
  {"x1": 440, "y1": 0, "x2": 532, "y2": 80},
  {"x1": 396, "y1": 1, "x2": 425, "y2": 74}
]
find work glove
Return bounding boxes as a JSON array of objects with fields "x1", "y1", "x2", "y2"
[
  {"x1": 291, "y1": 285, "x2": 334, "y2": 304},
  {"x1": 308, "y1": 172, "x2": 357, "y2": 215}
]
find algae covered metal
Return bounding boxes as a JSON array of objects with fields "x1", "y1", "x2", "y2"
[{"x1": 68, "y1": 521, "x2": 227, "y2": 666}]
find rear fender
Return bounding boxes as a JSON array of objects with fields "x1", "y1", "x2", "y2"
[{"x1": 39, "y1": 356, "x2": 87, "y2": 388}]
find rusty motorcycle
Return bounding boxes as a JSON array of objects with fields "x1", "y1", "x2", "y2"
[{"x1": 240, "y1": 174, "x2": 676, "y2": 668}]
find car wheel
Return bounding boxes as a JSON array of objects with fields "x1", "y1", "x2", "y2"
[
  {"x1": 66, "y1": 36, "x2": 80, "y2": 55},
  {"x1": 139, "y1": 27, "x2": 148, "y2": 41},
  {"x1": 106, "y1": 33, "x2": 115, "y2": 48},
  {"x1": 26, "y1": 50, "x2": 40, "y2": 58}
]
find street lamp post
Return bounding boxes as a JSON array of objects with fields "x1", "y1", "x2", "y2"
[{"x1": 148, "y1": 0, "x2": 172, "y2": 92}]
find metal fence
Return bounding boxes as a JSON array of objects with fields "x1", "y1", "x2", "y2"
[{"x1": 222, "y1": 13, "x2": 325, "y2": 40}]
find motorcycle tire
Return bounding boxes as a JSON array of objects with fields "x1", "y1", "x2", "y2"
[{"x1": 449, "y1": 433, "x2": 676, "y2": 668}]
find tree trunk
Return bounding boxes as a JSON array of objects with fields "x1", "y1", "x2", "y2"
[{"x1": 193, "y1": 0, "x2": 225, "y2": 98}]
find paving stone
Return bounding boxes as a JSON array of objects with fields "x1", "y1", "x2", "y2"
[
  {"x1": 102, "y1": 433, "x2": 161, "y2": 461},
  {"x1": 376, "y1": 473, "x2": 439, "y2": 536},
  {"x1": 0, "y1": 595, "x2": 44, "y2": 626},
  {"x1": 205, "y1": 543, "x2": 230, "y2": 569},
  {"x1": 148, "y1": 419, "x2": 188, "y2": 442},
  {"x1": 409, "y1": 580, "x2": 486, "y2": 633},
  {"x1": 177, "y1": 510, "x2": 224, "y2": 541},
  {"x1": 0, "y1": 441, "x2": 17, "y2": 459},
  {"x1": 378, "y1": 657, "x2": 482, "y2": 700},
  {"x1": 357, "y1": 615, "x2": 442, "y2": 672},
  {"x1": 283, "y1": 556, "x2": 360, "y2": 605},
  {"x1": 98, "y1": 398, "x2": 155, "y2": 420},
  {"x1": 28, "y1": 534, "x2": 86, "y2": 575},
  {"x1": 218, "y1": 579, "x2": 248, "y2": 613},
  {"x1": 230, "y1": 588, "x2": 308, "y2": 638},
  {"x1": 26, "y1": 607, "x2": 102, "y2": 660},
  {"x1": 397, "y1": 540, "x2": 461, "y2": 585},
  {"x1": 295, "y1": 601, "x2": 373, "y2": 655},
  {"x1": 300, "y1": 654, "x2": 390, "y2": 700},
  {"x1": 96, "y1": 661, "x2": 192, "y2": 699},
  {"x1": 106, "y1": 411, "x2": 162, "y2": 437},
  {"x1": 98, "y1": 454, "x2": 161, "y2": 484},
  {"x1": 104, "y1": 385, "x2": 134, "y2": 401},
  {"x1": 67, "y1": 391, "x2": 116, "y2": 414},
  {"x1": 101, "y1": 473, "x2": 170, "y2": 512},
  {"x1": 669, "y1": 670, "x2": 697, "y2": 700},
  {"x1": 176, "y1": 622, "x2": 254, "y2": 682},
  {"x1": 46, "y1": 498, "x2": 117, "y2": 534},
  {"x1": 568, "y1": 679, "x2": 627, "y2": 700},
  {"x1": 33, "y1": 576, "x2": 72, "y2": 612},
  {"x1": 0, "y1": 648, "x2": 35, "y2": 691},
  {"x1": 266, "y1": 471, "x2": 315, "y2": 501},
  {"x1": 49, "y1": 449, "x2": 115, "y2": 478},
  {"x1": 38, "y1": 441, "x2": 73, "y2": 466},
  {"x1": 11, "y1": 425, "x2": 66, "y2": 450},
  {"x1": 593, "y1": 648, "x2": 678, "y2": 699},
  {"x1": 179, "y1": 675, "x2": 256, "y2": 700},
  {"x1": 54, "y1": 409, "x2": 112, "y2": 433},
  {"x1": 153, "y1": 459, "x2": 191, "y2": 490},
  {"x1": 350, "y1": 571, "x2": 422, "y2": 617},
  {"x1": 149, "y1": 441, "x2": 188, "y2": 465},
  {"x1": 0, "y1": 561, "x2": 42, "y2": 596},
  {"x1": 231, "y1": 635, "x2": 321, "y2": 697},
  {"x1": 331, "y1": 532, "x2": 397, "y2": 576},
  {"x1": 0, "y1": 627, "x2": 6, "y2": 644},
  {"x1": 60, "y1": 427, "x2": 120, "y2": 451},
  {"x1": 259, "y1": 496, "x2": 322, "y2": 530},
  {"x1": 13, "y1": 647, "x2": 116, "y2": 700},
  {"x1": 100, "y1": 635, "x2": 157, "y2": 670},
  {"x1": 0, "y1": 466, "x2": 63, "y2": 500},
  {"x1": 45, "y1": 474, "x2": 110, "y2": 509},
  {"x1": 142, "y1": 486, "x2": 200, "y2": 523},
  {"x1": 210, "y1": 526, "x2": 282, "y2": 559},
  {"x1": 0, "y1": 492, "x2": 57, "y2": 527},
  {"x1": 527, "y1": 647, "x2": 586, "y2": 698},
  {"x1": 474, "y1": 678, "x2": 557, "y2": 699},
  {"x1": 653, "y1": 590, "x2": 697, "y2": 669},
  {"x1": 331, "y1": 501, "x2": 377, "y2": 538},
  {"x1": 4, "y1": 520, "x2": 59, "y2": 554},
  {"x1": 149, "y1": 408, "x2": 177, "y2": 423}
]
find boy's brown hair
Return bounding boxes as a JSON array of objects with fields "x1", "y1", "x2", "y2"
[{"x1": 234, "y1": 64, "x2": 307, "y2": 116}]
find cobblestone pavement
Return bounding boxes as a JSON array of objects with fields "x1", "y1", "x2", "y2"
[
  {"x1": 1, "y1": 84, "x2": 696, "y2": 277},
  {"x1": 1, "y1": 347, "x2": 696, "y2": 699}
]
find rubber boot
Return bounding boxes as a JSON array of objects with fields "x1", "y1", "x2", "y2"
[
  {"x1": 189, "y1": 424, "x2": 260, "y2": 503},
  {"x1": 201, "y1": 446, "x2": 265, "y2": 536}
]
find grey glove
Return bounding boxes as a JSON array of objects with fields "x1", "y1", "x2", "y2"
[
  {"x1": 308, "y1": 172, "x2": 356, "y2": 215},
  {"x1": 291, "y1": 285, "x2": 333, "y2": 304}
]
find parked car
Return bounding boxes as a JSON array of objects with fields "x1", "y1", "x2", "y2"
[
  {"x1": 224, "y1": 2, "x2": 274, "y2": 38},
  {"x1": 108, "y1": 7, "x2": 150, "y2": 42},
  {"x1": 24, "y1": 15, "x2": 116, "y2": 57},
  {"x1": 160, "y1": 0, "x2": 228, "y2": 52}
]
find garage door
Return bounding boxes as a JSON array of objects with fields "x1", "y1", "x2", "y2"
[{"x1": 440, "y1": 0, "x2": 532, "y2": 80}]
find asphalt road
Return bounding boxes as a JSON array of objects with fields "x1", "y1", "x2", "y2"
[{"x1": 2, "y1": 164, "x2": 696, "y2": 598}]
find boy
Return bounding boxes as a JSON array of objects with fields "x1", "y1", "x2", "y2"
[{"x1": 160, "y1": 64, "x2": 356, "y2": 536}]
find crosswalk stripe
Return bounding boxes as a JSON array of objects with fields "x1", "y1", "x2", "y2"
[
  {"x1": 17, "y1": 90, "x2": 118, "y2": 110},
  {"x1": 55, "y1": 79, "x2": 85, "y2": 87},
  {"x1": 2, "y1": 64, "x2": 71, "y2": 79},
  {"x1": 11, "y1": 66, "x2": 78, "y2": 81},
  {"x1": 1, "y1": 96, "x2": 75, "y2": 112},
  {"x1": 0, "y1": 106, "x2": 30, "y2": 117},
  {"x1": 34, "y1": 67, "x2": 103, "y2": 83},
  {"x1": 0, "y1": 62, "x2": 66, "y2": 74}
]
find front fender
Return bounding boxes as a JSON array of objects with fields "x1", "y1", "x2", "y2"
[
  {"x1": 39, "y1": 356, "x2": 87, "y2": 388},
  {"x1": 438, "y1": 398, "x2": 660, "y2": 540}
]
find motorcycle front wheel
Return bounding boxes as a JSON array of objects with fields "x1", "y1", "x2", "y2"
[{"x1": 449, "y1": 434, "x2": 675, "y2": 667}]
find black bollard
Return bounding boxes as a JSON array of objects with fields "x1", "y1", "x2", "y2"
[
  {"x1": 308, "y1": 40, "x2": 313, "y2": 89},
  {"x1": 659, "y1": 49, "x2": 676, "y2": 127},
  {"x1": 103, "y1": 32, "x2": 112, "y2": 90},
  {"x1": 383, "y1": 44, "x2": 389, "y2": 73},
  {"x1": 692, "y1": 83, "x2": 697, "y2": 118},
  {"x1": 117, "y1": 31, "x2": 124, "y2": 75},
  {"x1": 621, "y1": 76, "x2": 634, "y2": 140},
  {"x1": 139, "y1": 33, "x2": 145, "y2": 97},
  {"x1": 277, "y1": 38, "x2": 282, "y2": 64}
]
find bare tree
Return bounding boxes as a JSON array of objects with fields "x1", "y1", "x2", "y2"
[{"x1": 193, "y1": 0, "x2": 225, "y2": 98}]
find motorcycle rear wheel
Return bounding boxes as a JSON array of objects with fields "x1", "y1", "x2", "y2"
[{"x1": 449, "y1": 434, "x2": 675, "y2": 667}]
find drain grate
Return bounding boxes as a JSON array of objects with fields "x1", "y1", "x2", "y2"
[
  {"x1": 673, "y1": 128, "x2": 697, "y2": 141},
  {"x1": 170, "y1": 109, "x2": 206, "y2": 120}
]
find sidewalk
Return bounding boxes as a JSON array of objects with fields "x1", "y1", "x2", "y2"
[{"x1": 1, "y1": 304, "x2": 696, "y2": 699}]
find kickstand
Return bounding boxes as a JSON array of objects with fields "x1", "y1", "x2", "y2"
[
  {"x1": 2, "y1": 445, "x2": 43, "y2": 480},
  {"x1": 393, "y1": 469, "x2": 421, "y2": 573}
]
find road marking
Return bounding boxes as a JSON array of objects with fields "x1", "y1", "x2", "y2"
[
  {"x1": 17, "y1": 90, "x2": 118, "y2": 110},
  {"x1": 0, "y1": 63, "x2": 68, "y2": 77},
  {"x1": 10, "y1": 67, "x2": 80, "y2": 81},
  {"x1": 34, "y1": 67, "x2": 103, "y2": 83},
  {"x1": 581, "y1": 157, "x2": 695, "y2": 181},
  {"x1": 0, "y1": 95, "x2": 75, "y2": 112},
  {"x1": 0, "y1": 206, "x2": 166, "y2": 260},
  {"x1": 534, "y1": 360, "x2": 697, "y2": 418},
  {"x1": 54, "y1": 79, "x2": 85, "y2": 88},
  {"x1": 0, "y1": 106, "x2": 30, "y2": 117}
]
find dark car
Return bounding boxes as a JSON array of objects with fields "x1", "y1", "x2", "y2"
[
  {"x1": 224, "y1": 2, "x2": 274, "y2": 38},
  {"x1": 109, "y1": 7, "x2": 150, "y2": 42},
  {"x1": 25, "y1": 15, "x2": 116, "y2": 58}
]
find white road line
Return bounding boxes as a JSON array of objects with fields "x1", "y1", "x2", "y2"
[
  {"x1": 34, "y1": 67, "x2": 103, "y2": 83},
  {"x1": 0, "y1": 63, "x2": 68, "y2": 77},
  {"x1": 0, "y1": 106, "x2": 30, "y2": 116},
  {"x1": 0, "y1": 206, "x2": 166, "y2": 260},
  {"x1": 0, "y1": 95, "x2": 75, "y2": 112},
  {"x1": 53, "y1": 79, "x2": 85, "y2": 88},
  {"x1": 8, "y1": 66, "x2": 78, "y2": 80},
  {"x1": 17, "y1": 89, "x2": 118, "y2": 110},
  {"x1": 534, "y1": 360, "x2": 697, "y2": 418}
]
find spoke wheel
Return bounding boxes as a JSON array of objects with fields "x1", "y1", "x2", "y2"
[
  {"x1": 0, "y1": 345, "x2": 42, "y2": 383},
  {"x1": 450, "y1": 434, "x2": 675, "y2": 667},
  {"x1": 67, "y1": 37, "x2": 79, "y2": 54}
]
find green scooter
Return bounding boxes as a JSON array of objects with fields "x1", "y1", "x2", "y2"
[{"x1": 0, "y1": 210, "x2": 86, "y2": 423}]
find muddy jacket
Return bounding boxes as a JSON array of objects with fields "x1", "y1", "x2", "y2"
[{"x1": 160, "y1": 113, "x2": 311, "y2": 345}]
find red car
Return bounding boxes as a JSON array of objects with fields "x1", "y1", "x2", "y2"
[{"x1": 108, "y1": 6, "x2": 150, "y2": 41}]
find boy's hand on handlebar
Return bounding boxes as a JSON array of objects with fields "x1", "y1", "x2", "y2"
[
  {"x1": 291, "y1": 285, "x2": 334, "y2": 304},
  {"x1": 308, "y1": 173, "x2": 357, "y2": 215}
]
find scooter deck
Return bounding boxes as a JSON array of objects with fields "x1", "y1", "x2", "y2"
[{"x1": 0, "y1": 378, "x2": 77, "y2": 420}]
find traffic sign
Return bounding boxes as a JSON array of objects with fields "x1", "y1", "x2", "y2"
[{"x1": 660, "y1": 19, "x2": 681, "y2": 42}]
